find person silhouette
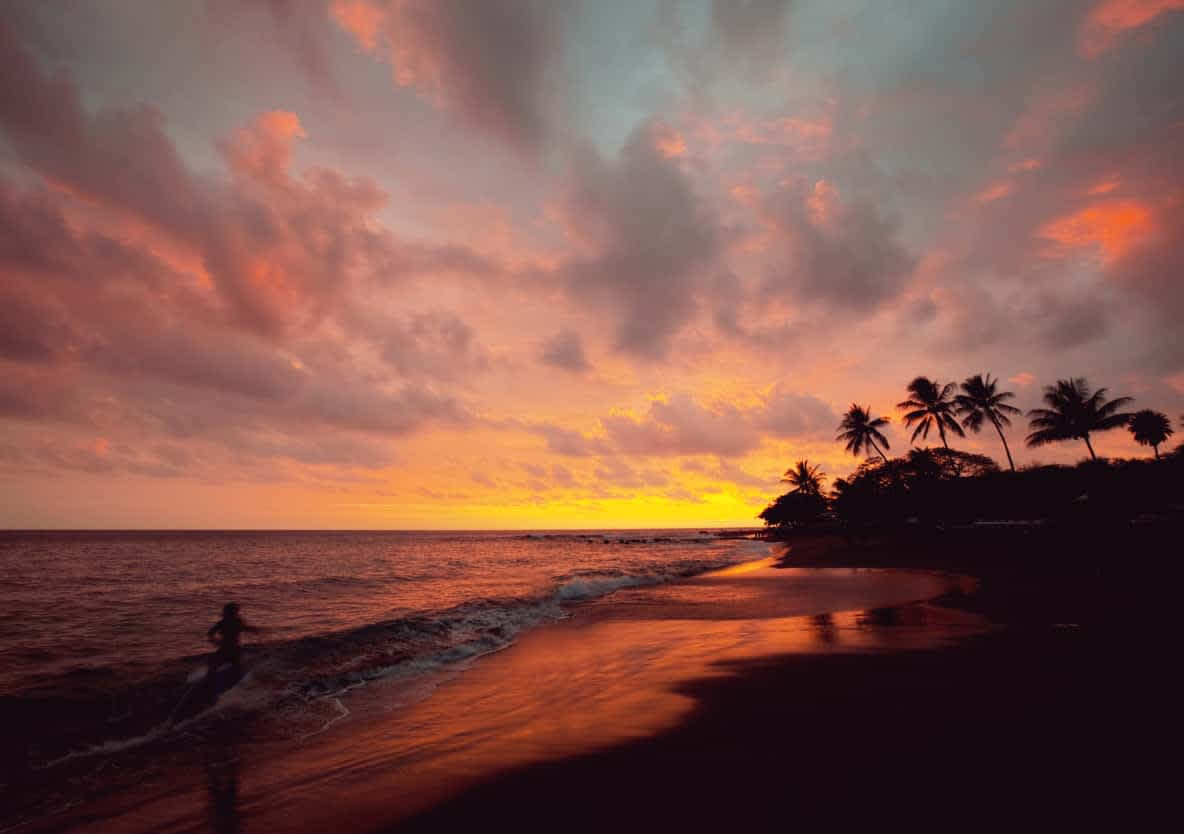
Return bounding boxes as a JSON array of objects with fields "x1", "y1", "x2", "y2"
[{"x1": 207, "y1": 603, "x2": 261, "y2": 678}]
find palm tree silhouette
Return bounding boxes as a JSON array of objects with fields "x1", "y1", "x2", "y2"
[
  {"x1": 1127, "y1": 409, "x2": 1173, "y2": 459},
  {"x1": 836, "y1": 404, "x2": 891, "y2": 462},
  {"x1": 897, "y1": 377, "x2": 965, "y2": 449},
  {"x1": 954, "y1": 373, "x2": 1021, "y2": 471},
  {"x1": 1025, "y1": 377, "x2": 1134, "y2": 461},
  {"x1": 782, "y1": 460, "x2": 826, "y2": 496}
]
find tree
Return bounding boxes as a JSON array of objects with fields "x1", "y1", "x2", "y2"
[
  {"x1": 906, "y1": 447, "x2": 1000, "y2": 480},
  {"x1": 954, "y1": 373, "x2": 1021, "y2": 471},
  {"x1": 836, "y1": 404, "x2": 891, "y2": 462},
  {"x1": 897, "y1": 376, "x2": 965, "y2": 449},
  {"x1": 781, "y1": 460, "x2": 825, "y2": 496},
  {"x1": 759, "y1": 491, "x2": 827, "y2": 529},
  {"x1": 1025, "y1": 377, "x2": 1134, "y2": 461},
  {"x1": 1128, "y1": 409, "x2": 1173, "y2": 459}
]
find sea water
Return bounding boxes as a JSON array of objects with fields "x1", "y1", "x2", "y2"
[{"x1": 0, "y1": 529, "x2": 769, "y2": 770}]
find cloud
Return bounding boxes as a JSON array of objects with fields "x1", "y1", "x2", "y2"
[
  {"x1": 350, "y1": 309, "x2": 491, "y2": 380},
  {"x1": 557, "y1": 124, "x2": 726, "y2": 358},
  {"x1": 1079, "y1": 0, "x2": 1184, "y2": 57},
  {"x1": 708, "y1": 0, "x2": 793, "y2": 67},
  {"x1": 0, "y1": 364, "x2": 83, "y2": 421},
  {"x1": 0, "y1": 27, "x2": 497, "y2": 473},
  {"x1": 681, "y1": 457, "x2": 770, "y2": 488},
  {"x1": 759, "y1": 179, "x2": 917, "y2": 315},
  {"x1": 532, "y1": 423, "x2": 609, "y2": 457},
  {"x1": 0, "y1": 28, "x2": 498, "y2": 338},
  {"x1": 205, "y1": 0, "x2": 341, "y2": 95},
  {"x1": 535, "y1": 387, "x2": 836, "y2": 459},
  {"x1": 603, "y1": 395, "x2": 757, "y2": 457},
  {"x1": 538, "y1": 328, "x2": 590, "y2": 372},
  {"x1": 330, "y1": 0, "x2": 563, "y2": 149}
]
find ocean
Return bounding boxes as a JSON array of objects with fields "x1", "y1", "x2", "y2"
[{"x1": 0, "y1": 529, "x2": 770, "y2": 773}]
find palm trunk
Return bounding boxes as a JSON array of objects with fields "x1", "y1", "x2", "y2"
[
  {"x1": 869, "y1": 439, "x2": 889, "y2": 463},
  {"x1": 1083, "y1": 434, "x2": 1097, "y2": 461},
  {"x1": 938, "y1": 422, "x2": 949, "y2": 449},
  {"x1": 991, "y1": 417, "x2": 1016, "y2": 471},
  {"x1": 1153, "y1": 444, "x2": 1161, "y2": 460}
]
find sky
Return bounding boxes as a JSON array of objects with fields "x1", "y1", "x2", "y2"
[{"x1": 1, "y1": 0, "x2": 1182, "y2": 529}]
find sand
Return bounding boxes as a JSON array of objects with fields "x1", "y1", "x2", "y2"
[{"x1": 21, "y1": 533, "x2": 1146, "y2": 833}]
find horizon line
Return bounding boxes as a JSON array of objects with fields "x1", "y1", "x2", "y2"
[{"x1": 0, "y1": 525, "x2": 766, "y2": 533}]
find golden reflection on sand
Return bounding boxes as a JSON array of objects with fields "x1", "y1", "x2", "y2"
[{"x1": 70, "y1": 564, "x2": 986, "y2": 834}]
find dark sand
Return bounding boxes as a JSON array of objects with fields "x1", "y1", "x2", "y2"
[
  {"x1": 396, "y1": 530, "x2": 1158, "y2": 832},
  {"x1": 15, "y1": 529, "x2": 1162, "y2": 833}
]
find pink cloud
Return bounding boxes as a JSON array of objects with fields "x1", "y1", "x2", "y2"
[
  {"x1": 330, "y1": 0, "x2": 561, "y2": 148},
  {"x1": 974, "y1": 180, "x2": 1015, "y2": 204},
  {"x1": 221, "y1": 110, "x2": 307, "y2": 183},
  {"x1": 1079, "y1": 0, "x2": 1184, "y2": 57},
  {"x1": 649, "y1": 122, "x2": 688, "y2": 159}
]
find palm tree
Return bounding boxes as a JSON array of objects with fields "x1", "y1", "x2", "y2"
[
  {"x1": 954, "y1": 373, "x2": 1022, "y2": 471},
  {"x1": 836, "y1": 404, "x2": 891, "y2": 462},
  {"x1": 897, "y1": 376, "x2": 965, "y2": 449},
  {"x1": 781, "y1": 460, "x2": 825, "y2": 496},
  {"x1": 1127, "y1": 409, "x2": 1173, "y2": 459},
  {"x1": 1025, "y1": 377, "x2": 1134, "y2": 461}
]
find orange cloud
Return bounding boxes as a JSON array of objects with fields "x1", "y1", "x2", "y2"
[
  {"x1": 806, "y1": 179, "x2": 839, "y2": 226},
  {"x1": 331, "y1": 0, "x2": 385, "y2": 50},
  {"x1": 1079, "y1": 0, "x2": 1184, "y2": 57},
  {"x1": 1087, "y1": 176, "x2": 1121, "y2": 195},
  {"x1": 650, "y1": 122, "x2": 688, "y2": 158},
  {"x1": 716, "y1": 107, "x2": 835, "y2": 160},
  {"x1": 1039, "y1": 200, "x2": 1154, "y2": 262},
  {"x1": 974, "y1": 180, "x2": 1014, "y2": 204},
  {"x1": 222, "y1": 110, "x2": 305, "y2": 182},
  {"x1": 1009, "y1": 372, "x2": 1036, "y2": 386}
]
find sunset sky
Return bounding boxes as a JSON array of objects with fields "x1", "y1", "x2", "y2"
[{"x1": 2, "y1": 0, "x2": 1182, "y2": 529}]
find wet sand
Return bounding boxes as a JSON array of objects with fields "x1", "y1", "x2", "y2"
[
  {"x1": 398, "y1": 536, "x2": 1145, "y2": 832},
  {"x1": 22, "y1": 541, "x2": 1144, "y2": 833}
]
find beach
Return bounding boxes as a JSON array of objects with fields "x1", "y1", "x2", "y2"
[{"x1": 5, "y1": 525, "x2": 1149, "y2": 834}]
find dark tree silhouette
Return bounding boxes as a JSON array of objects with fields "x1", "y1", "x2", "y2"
[
  {"x1": 954, "y1": 373, "x2": 1021, "y2": 471},
  {"x1": 781, "y1": 460, "x2": 825, "y2": 496},
  {"x1": 898, "y1": 377, "x2": 965, "y2": 449},
  {"x1": 836, "y1": 404, "x2": 891, "y2": 462},
  {"x1": 758, "y1": 490, "x2": 827, "y2": 529},
  {"x1": 1025, "y1": 377, "x2": 1133, "y2": 461},
  {"x1": 1128, "y1": 409, "x2": 1173, "y2": 459}
]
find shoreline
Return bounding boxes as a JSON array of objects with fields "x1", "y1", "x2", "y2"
[
  {"x1": 11, "y1": 528, "x2": 1155, "y2": 833},
  {"x1": 398, "y1": 526, "x2": 1153, "y2": 831}
]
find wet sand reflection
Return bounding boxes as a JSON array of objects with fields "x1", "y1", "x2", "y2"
[{"x1": 67, "y1": 563, "x2": 987, "y2": 834}]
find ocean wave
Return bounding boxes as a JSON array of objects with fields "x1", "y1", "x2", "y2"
[{"x1": 11, "y1": 542, "x2": 771, "y2": 770}]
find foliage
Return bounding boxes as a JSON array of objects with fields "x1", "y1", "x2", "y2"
[
  {"x1": 955, "y1": 373, "x2": 1021, "y2": 470},
  {"x1": 1026, "y1": 378, "x2": 1133, "y2": 460},
  {"x1": 765, "y1": 373, "x2": 1182, "y2": 533},
  {"x1": 897, "y1": 376, "x2": 965, "y2": 449},
  {"x1": 835, "y1": 404, "x2": 891, "y2": 461},
  {"x1": 829, "y1": 449, "x2": 999, "y2": 525},
  {"x1": 781, "y1": 460, "x2": 825, "y2": 496},
  {"x1": 758, "y1": 490, "x2": 828, "y2": 529},
  {"x1": 825, "y1": 451, "x2": 1184, "y2": 528},
  {"x1": 1128, "y1": 409, "x2": 1173, "y2": 458}
]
